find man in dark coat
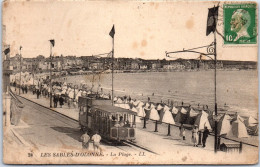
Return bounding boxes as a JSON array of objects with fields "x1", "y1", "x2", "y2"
[
  {"x1": 53, "y1": 95, "x2": 59, "y2": 108},
  {"x1": 202, "y1": 126, "x2": 210, "y2": 148},
  {"x1": 36, "y1": 89, "x2": 41, "y2": 99},
  {"x1": 59, "y1": 95, "x2": 64, "y2": 108}
]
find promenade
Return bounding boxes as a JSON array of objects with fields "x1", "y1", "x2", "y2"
[{"x1": 10, "y1": 87, "x2": 258, "y2": 164}]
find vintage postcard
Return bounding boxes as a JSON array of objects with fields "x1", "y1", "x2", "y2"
[{"x1": 2, "y1": 0, "x2": 258, "y2": 165}]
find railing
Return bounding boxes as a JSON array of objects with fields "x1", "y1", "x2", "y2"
[{"x1": 137, "y1": 115, "x2": 258, "y2": 153}]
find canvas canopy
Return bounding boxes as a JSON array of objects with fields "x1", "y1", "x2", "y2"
[
  {"x1": 157, "y1": 104, "x2": 163, "y2": 110},
  {"x1": 180, "y1": 107, "x2": 188, "y2": 114},
  {"x1": 133, "y1": 100, "x2": 141, "y2": 107},
  {"x1": 228, "y1": 117, "x2": 249, "y2": 138},
  {"x1": 194, "y1": 110, "x2": 212, "y2": 131},
  {"x1": 136, "y1": 103, "x2": 145, "y2": 117},
  {"x1": 149, "y1": 104, "x2": 160, "y2": 121},
  {"x1": 116, "y1": 98, "x2": 123, "y2": 104},
  {"x1": 217, "y1": 114, "x2": 232, "y2": 136},
  {"x1": 162, "y1": 106, "x2": 175, "y2": 124},
  {"x1": 171, "y1": 107, "x2": 178, "y2": 115},
  {"x1": 186, "y1": 108, "x2": 199, "y2": 125},
  {"x1": 245, "y1": 116, "x2": 258, "y2": 127},
  {"x1": 175, "y1": 107, "x2": 189, "y2": 124}
]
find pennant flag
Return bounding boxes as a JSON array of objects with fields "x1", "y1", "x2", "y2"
[
  {"x1": 50, "y1": 39, "x2": 55, "y2": 47},
  {"x1": 206, "y1": 6, "x2": 219, "y2": 36},
  {"x1": 3, "y1": 47, "x2": 10, "y2": 55},
  {"x1": 109, "y1": 25, "x2": 115, "y2": 38}
]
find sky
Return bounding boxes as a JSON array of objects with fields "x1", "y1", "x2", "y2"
[{"x1": 2, "y1": 1, "x2": 258, "y2": 61}]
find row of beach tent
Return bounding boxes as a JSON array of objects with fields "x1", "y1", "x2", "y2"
[{"x1": 113, "y1": 97, "x2": 258, "y2": 138}]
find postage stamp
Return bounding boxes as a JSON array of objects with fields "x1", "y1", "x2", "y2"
[{"x1": 223, "y1": 3, "x2": 257, "y2": 44}]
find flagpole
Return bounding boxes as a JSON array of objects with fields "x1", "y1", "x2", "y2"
[
  {"x1": 19, "y1": 47, "x2": 22, "y2": 95},
  {"x1": 214, "y1": 23, "x2": 218, "y2": 153},
  {"x1": 50, "y1": 41, "x2": 53, "y2": 108},
  {"x1": 112, "y1": 30, "x2": 114, "y2": 106}
]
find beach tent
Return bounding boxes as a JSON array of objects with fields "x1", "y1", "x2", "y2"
[
  {"x1": 228, "y1": 117, "x2": 249, "y2": 138},
  {"x1": 244, "y1": 116, "x2": 258, "y2": 136},
  {"x1": 131, "y1": 106, "x2": 138, "y2": 113},
  {"x1": 186, "y1": 108, "x2": 199, "y2": 125},
  {"x1": 157, "y1": 104, "x2": 165, "y2": 122},
  {"x1": 131, "y1": 107, "x2": 141, "y2": 123},
  {"x1": 143, "y1": 103, "x2": 151, "y2": 120},
  {"x1": 217, "y1": 114, "x2": 232, "y2": 136},
  {"x1": 162, "y1": 105, "x2": 175, "y2": 124},
  {"x1": 245, "y1": 116, "x2": 258, "y2": 127},
  {"x1": 75, "y1": 90, "x2": 82, "y2": 102},
  {"x1": 113, "y1": 97, "x2": 118, "y2": 102},
  {"x1": 194, "y1": 110, "x2": 212, "y2": 131},
  {"x1": 133, "y1": 100, "x2": 140, "y2": 107},
  {"x1": 174, "y1": 107, "x2": 189, "y2": 124},
  {"x1": 149, "y1": 104, "x2": 160, "y2": 121},
  {"x1": 116, "y1": 98, "x2": 123, "y2": 104},
  {"x1": 171, "y1": 106, "x2": 179, "y2": 119},
  {"x1": 136, "y1": 102, "x2": 145, "y2": 117},
  {"x1": 68, "y1": 90, "x2": 74, "y2": 98}
]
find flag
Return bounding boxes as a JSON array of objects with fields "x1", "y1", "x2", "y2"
[
  {"x1": 3, "y1": 47, "x2": 10, "y2": 55},
  {"x1": 109, "y1": 25, "x2": 115, "y2": 38},
  {"x1": 206, "y1": 6, "x2": 219, "y2": 36},
  {"x1": 50, "y1": 39, "x2": 55, "y2": 47},
  {"x1": 20, "y1": 46, "x2": 22, "y2": 50}
]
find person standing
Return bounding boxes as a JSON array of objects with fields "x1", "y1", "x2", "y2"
[
  {"x1": 192, "y1": 125, "x2": 199, "y2": 147},
  {"x1": 202, "y1": 126, "x2": 210, "y2": 148},
  {"x1": 53, "y1": 95, "x2": 58, "y2": 108},
  {"x1": 59, "y1": 95, "x2": 64, "y2": 108},
  {"x1": 36, "y1": 88, "x2": 41, "y2": 99},
  {"x1": 179, "y1": 124, "x2": 186, "y2": 140},
  {"x1": 80, "y1": 132, "x2": 90, "y2": 149},
  {"x1": 92, "y1": 132, "x2": 102, "y2": 153}
]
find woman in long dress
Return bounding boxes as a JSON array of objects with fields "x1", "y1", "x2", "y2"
[{"x1": 192, "y1": 125, "x2": 199, "y2": 147}]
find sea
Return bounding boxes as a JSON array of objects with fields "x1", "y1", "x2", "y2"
[{"x1": 58, "y1": 70, "x2": 258, "y2": 118}]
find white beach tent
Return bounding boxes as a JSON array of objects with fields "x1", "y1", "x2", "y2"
[
  {"x1": 228, "y1": 117, "x2": 249, "y2": 138},
  {"x1": 245, "y1": 116, "x2": 258, "y2": 127},
  {"x1": 194, "y1": 110, "x2": 212, "y2": 131},
  {"x1": 217, "y1": 114, "x2": 232, "y2": 136},
  {"x1": 162, "y1": 105, "x2": 175, "y2": 124},
  {"x1": 149, "y1": 104, "x2": 160, "y2": 121},
  {"x1": 116, "y1": 98, "x2": 123, "y2": 104},
  {"x1": 171, "y1": 106, "x2": 178, "y2": 115},
  {"x1": 186, "y1": 108, "x2": 199, "y2": 125},
  {"x1": 175, "y1": 107, "x2": 189, "y2": 124},
  {"x1": 136, "y1": 102, "x2": 145, "y2": 117},
  {"x1": 133, "y1": 100, "x2": 140, "y2": 107},
  {"x1": 131, "y1": 107, "x2": 141, "y2": 123}
]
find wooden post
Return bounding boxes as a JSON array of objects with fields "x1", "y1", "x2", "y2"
[
  {"x1": 239, "y1": 142, "x2": 242, "y2": 153},
  {"x1": 154, "y1": 120, "x2": 158, "y2": 132},
  {"x1": 143, "y1": 117, "x2": 146, "y2": 129},
  {"x1": 217, "y1": 137, "x2": 221, "y2": 150},
  {"x1": 167, "y1": 123, "x2": 171, "y2": 136}
]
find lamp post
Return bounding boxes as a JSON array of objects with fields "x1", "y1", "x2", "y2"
[
  {"x1": 165, "y1": 41, "x2": 217, "y2": 153},
  {"x1": 19, "y1": 46, "x2": 22, "y2": 95},
  {"x1": 49, "y1": 42, "x2": 53, "y2": 108}
]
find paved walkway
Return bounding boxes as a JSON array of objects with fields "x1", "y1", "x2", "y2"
[{"x1": 11, "y1": 87, "x2": 258, "y2": 164}]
